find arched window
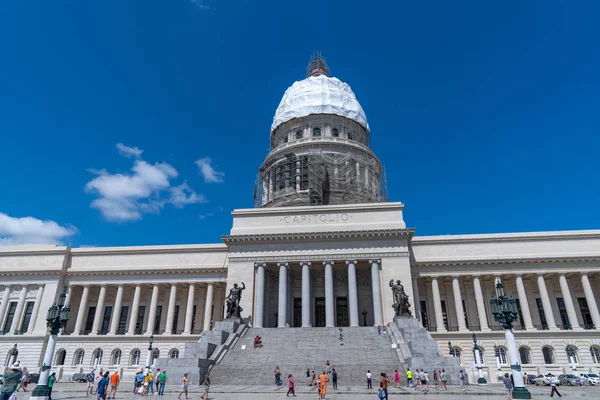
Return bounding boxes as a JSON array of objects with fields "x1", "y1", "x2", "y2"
[
  {"x1": 91, "y1": 348, "x2": 103, "y2": 366},
  {"x1": 312, "y1": 127, "x2": 321, "y2": 137},
  {"x1": 74, "y1": 349, "x2": 85, "y2": 366},
  {"x1": 152, "y1": 349, "x2": 160, "y2": 360},
  {"x1": 130, "y1": 349, "x2": 141, "y2": 366},
  {"x1": 591, "y1": 346, "x2": 600, "y2": 364},
  {"x1": 169, "y1": 349, "x2": 179, "y2": 359},
  {"x1": 332, "y1": 128, "x2": 339, "y2": 137},
  {"x1": 449, "y1": 347, "x2": 461, "y2": 363},
  {"x1": 111, "y1": 350, "x2": 122, "y2": 366},
  {"x1": 494, "y1": 347, "x2": 507, "y2": 364},
  {"x1": 566, "y1": 345, "x2": 578, "y2": 363},
  {"x1": 55, "y1": 349, "x2": 67, "y2": 366},
  {"x1": 519, "y1": 347, "x2": 531, "y2": 364},
  {"x1": 296, "y1": 131, "x2": 303, "y2": 140},
  {"x1": 542, "y1": 346, "x2": 555, "y2": 364}
]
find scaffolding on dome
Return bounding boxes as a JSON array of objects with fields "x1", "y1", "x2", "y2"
[
  {"x1": 253, "y1": 147, "x2": 388, "y2": 208},
  {"x1": 307, "y1": 52, "x2": 330, "y2": 78}
]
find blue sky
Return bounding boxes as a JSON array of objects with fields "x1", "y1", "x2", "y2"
[{"x1": 1, "y1": 0, "x2": 599, "y2": 247}]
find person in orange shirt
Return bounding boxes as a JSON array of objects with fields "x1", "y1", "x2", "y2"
[
  {"x1": 318, "y1": 371, "x2": 329, "y2": 400},
  {"x1": 381, "y1": 373, "x2": 390, "y2": 400},
  {"x1": 108, "y1": 371, "x2": 119, "y2": 400}
]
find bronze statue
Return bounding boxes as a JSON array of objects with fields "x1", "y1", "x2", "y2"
[
  {"x1": 389, "y1": 279, "x2": 412, "y2": 317},
  {"x1": 225, "y1": 282, "x2": 245, "y2": 319}
]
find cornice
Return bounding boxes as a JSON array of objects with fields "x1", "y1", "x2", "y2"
[
  {"x1": 222, "y1": 228, "x2": 415, "y2": 244},
  {"x1": 415, "y1": 255, "x2": 600, "y2": 268},
  {"x1": 71, "y1": 243, "x2": 228, "y2": 256},
  {"x1": 230, "y1": 201, "x2": 405, "y2": 217},
  {"x1": 228, "y1": 251, "x2": 410, "y2": 263},
  {"x1": 412, "y1": 230, "x2": 600, "y2": 245},
  {"x1": 66, "y1": 267, "x2": 227, "y2": 277}
]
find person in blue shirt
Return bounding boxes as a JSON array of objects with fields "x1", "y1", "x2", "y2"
[{"x1": 97, "y1": 372, "x2": 109, "y2": 400}]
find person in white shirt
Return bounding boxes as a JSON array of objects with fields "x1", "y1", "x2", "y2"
[{"x1": 366, "y1": 370, "x2": 373, "y2": 389}]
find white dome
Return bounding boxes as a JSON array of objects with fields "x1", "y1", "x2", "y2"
[{"x1": 271, "y1": 75, "x2": 370, "y2": 133}]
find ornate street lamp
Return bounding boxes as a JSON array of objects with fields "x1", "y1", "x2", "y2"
[
  {"x1": 362, "y1": 310, "x2": 368, "y2": 327},
  {"x1": 494, "y1": 344, "x2": 502, "y2": 381},
  {"x1": 31, "y1": 292, "x2": 70, "y2": 400},
  {"x1": 448, "y1": 341, "x2": 453, "y2": 355},
  {"x1": 145, "y1": 334, "x2": 154, "y2": 373},
  {"x1": 490, "y1": 279, "x2": 531, "y2": 399},
  {"x1": 472, "y1": 333, "x2": 487, "y2": 384}
]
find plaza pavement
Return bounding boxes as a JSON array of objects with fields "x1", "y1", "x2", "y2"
[{"x1": 13, "y1": 382, "x2": 600, "y2": 399}]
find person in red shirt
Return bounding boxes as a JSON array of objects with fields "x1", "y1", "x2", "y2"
[{"x1": 287, "y1": 374, "x2": 296, "y2": 397}]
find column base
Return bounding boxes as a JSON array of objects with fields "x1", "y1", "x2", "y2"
[
  {"x1": 477, "y1": 377, "x2": 487, "y2": 384},
  {"x1": 31, "y1": 384, "x2": 51, "y2": 400},
  {"x1": 480, "y1": 327, "x2": 492, "y2": 332},
  {"x1": 524, "y1": 326, "x2": 536, "y2": 331},
  {"x1": 548, "y1": 327, "x2": 561, "y2": 331},
  {"x1": 511, "y1": 386, "x2": 532, "y2": 399},
  {"x1": 572, "y1": 326, "x2": 584, "y2": 331}
]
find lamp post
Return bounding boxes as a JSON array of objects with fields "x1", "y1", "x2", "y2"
[
  {"x1": 448, "y1": 341, "x2": 453, "y2": 356},
  {"x1": 145, "y1": 334, "x2": 154, "y2": 374},
  {"x1": 362, "y1": 310, "x2": 368, "y2": 327},
  {"x1": 6, "y1": 344, "x2": 18, "y2": 368},
  {"x1": 472, "y1": 333, "x2": 487, "y2": 384},
  {"x1": 489, "y1": 279, "x2": 531, "y2": 399},
  {"x1": 494, "y1": 344, "x2": 503, "y2": 381},
  {"x1": 30, "y1": 292, "x2": 70, "y2": 400}
]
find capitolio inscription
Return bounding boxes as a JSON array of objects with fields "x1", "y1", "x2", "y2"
[{"x1": 280, "y1": 213, "x2": 351, "y2": 224}]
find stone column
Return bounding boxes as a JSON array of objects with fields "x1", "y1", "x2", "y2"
[
  {"x1": 431, "y1": 277, "x2": 446, "y2": 332},
  {"x1": 412, "y1": 277, "x2": 421, "y2": 321},
  {"x1": 91, "y1": 285, "x2": 107, "y2": 335},
  {"x1": 183, "y1": 284, "x2": 196, "y2": 334},
  {"x1": 255, "y1": 263, "x2": 266, "y2": 328},
  {"x1": 277, "y1": 263, "x2": 288, "y2": 328},
  {"x1": 0, "y1": 286, "x2": 11, "y2": 329},
  {"x1": 145, "y1": 284, "x2": 160, "y2": 335},
  {"x1": 203, "y1": 283, "x2": 214, "y2": 331},
  {"x1": 301, "y1": 262, "x2": 311, "y2": 328},
  {"x1": 515, "y1": 275, "x2": 535, "y2": 330},
  {"x1": 370, "y1": 259, "x2": 383, "y2": 326},
  {"x1": 324, "y1": 261, "x2": 335, "y2": 327},
  {"x1": 558, "y1": 274, "x2": 582, "y2": 330},
  {"x1": 73, "y1": 285, "x2": 89, "y2": 335},
  {"x1": 108, "y1": 285, "x2": 123, "y2": 335},
  {"x1": 581, "y1": 273, "x2": 600, "y2": 329},
  {"x1": 346, "y1": 260, "x2": 359, "y2": 327},
  {"x1": 536, "y1": 274, "x2": 558, "y2": 330},
  {"x1": 27, "y1": 285, "x2": 45, "y2": 334},
  {"x1": 451, "y1": 276, "x2": 468, "y2": 332},
  {"x1": 10, "y1": 286, "x2": 28, "y2": 334},
  {"x1": 64, "y1": 285, "x2": 73, "y2": 308},
  {"x1": 164, "y1": 284, "x2": 178, "y2": 335},
  {"x1": 126, "y1": 284, "x2": 142, "y2": 335},
  {"x1": 472, "y1": 276, "x2": 491, "y2": 331}
]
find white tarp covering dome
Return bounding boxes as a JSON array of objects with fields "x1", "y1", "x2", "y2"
[{"x1": 271, "y1": 74, "x2": 370, "y2": 133}]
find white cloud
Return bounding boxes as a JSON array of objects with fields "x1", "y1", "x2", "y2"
[
  {"x1": 195, "y1": 157, "x2": 224, "y2": 183},
  {"x1": 0, "y1": 213, "x2": 77, "y2": 246},
  {"x1": 191, "y1": 0, "x2": 210, "y2": 10},
  {"x1": 116, "y1": 143, "x2": 143, "y2": 158},
  {"x1": 85, "y1": 145, "x2": 206, "y2": 222}
]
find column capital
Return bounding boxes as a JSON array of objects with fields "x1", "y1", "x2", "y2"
[
  {"x1": 368, "y1": 259, "x2": 381, "y2": 264},
  {"x1": 536, "y1": 272, "x2": 546, "y2": 278},
  {"x1": 300, "y1": 261, "x2": 311, "y2": 267},
  {"x1": 345, "y1": 260, "x2": 358, "y2": 265},
  {"x1": 254, "y1": 262, "x2": 267, "y2": 268},
  {"x1": 277, "y1": 262, "x2": 288, "y2": 267},
  {"x1": 170, "y1": 282, "x2": 178, "y2": 287},
  {"x1": 450, "y1": 274, "x2": 461, "y2": 279},
  {"x1": 580, "y1": 272, "x2": 589, "y2": 277},
  {"x1": 322, "y1": 261, "x2": 335, "y2": 266},
  {"x1": 558, "y1": 272, "x2": 567, "y2": 278}
]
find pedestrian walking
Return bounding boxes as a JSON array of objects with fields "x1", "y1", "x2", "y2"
[
  {"x1": 177, "y1": 373, "x2": 188, "y2": 400},
  {"x1": 87, "y1": 369, "x2": 96, "y2": 395},
  {"x1": 318, "y1": 371, "x2": 329, "y2": 400},
  {"x1": 440, "y1": 369, "x2": 448, "y2": 391},
  {"x1": 503, "y1": 373, "x2": 513, "y2": 400},
  {"x1": 108, "y1": 370, "x2": 119, "y2": 399},
  {"x1": 332, "y1": 368, "x2": 338, "y2": 389},
  {"x1": 406, "y1": 369, "x2": 413, "y2": 387},
  {"x1": 17, "y1": 371, "x2": 28, "y2": 393},
  {"x1": 381, "y1": 373, "x2": 390, "y2": 400},
  {"x1": 306, "y1": 368, "x2": 311, "y2": 385},
  {"x1": 275, "y1": 366, "x2": 282, "y2": 386},
  {"x1": 459, "y1": 370, "x2": 466, "y2": 391},
  {"x1": 154, "y1": 369, "x2": 161, "y2": 393},
  {"x1": 339, "y1": 333, "x2": 344, "y2": 345},
  {"x1": 394, "y1": 369, "x2": 400, "y2": 388},
  {"x1": 423, "y1": 371, "x2": 430, "y2": 393},
  {"x1": 550, "y1": 376, "x2": 562, "y2": 397},
  {"x1": 326, "y1": 360, "x2": 331, "y2": 374},
  {"x1": 287, "y1": 374, "x2": 296, "y2": 397},
  {"x1": 158, "y1": 371, "x2": 167, "y2": 396},
  {"x1": 433, "y1": 369, "x2": 438, "y2": 388},
  {"x1": 200, "y1": 373, "x2": 210, "y2": 399},
  {"x1": 366, "y1": 370, "x2": 373, "y2": 389},
  {"x1": 147, "y1": 370, "x2": 154, "y2": 395},
  {"x1": 310, "y1": 370, "x2": 316, "y2": 386},
  {"x1": 0, "y1": 363, "x2": 23, "y2": 400}
]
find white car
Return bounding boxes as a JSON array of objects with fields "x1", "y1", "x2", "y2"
[
  {"x1": 535, "y1": 374, "x2": 560, "y2": 386},
  {"x1": 582, "y1": 373, "x2": 599, "y2": 386}
]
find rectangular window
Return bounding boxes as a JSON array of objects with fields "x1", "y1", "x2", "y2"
[
  {"x1": 461, "y1": 299, "x2": 469, "y2": 329},
  {"x1": 578, "y1": 298, "x2": 594, "y2": 329},
  {"x1": 172, "y1": 305, "x2": 179, "y2": 333},
  {"x1": 191, "y1": 305, "x2": 197, "y2": 333},
  {"x1": 293, "y1": 298, "x2": 302, "y2": 328},
  {"x1": 135, "y1": 306, "x2": 145, "y2": 334},
  {"x1": 154, "y1": 306, "x2": 162, "y2": 334},
  {"x1": 441, "y1": 300, "x2": 449, "y2": 330},
  {"x1": 84, "y1": 306, "x2": 96, "y2": 334},
  {"x1": 556, "y1": 298, "x2": 570, "y2": 329},
  {"x1": 101, "y1": 307, "x2": 112, "y2": 335},
  {"x1": 19, "y1": 302, "x2": 35, "y2": 334},
  {"x1": 118, "y1": 306, "x2": 129, "y2": 334},
  {"x1": 2, "y1": 302, "x2": 17, "y2": 334},
  {"x1": 420, "y1": 300, "x2": 429, "y2": 330},
  {"x1": 536, "y1": 298, "x2": 548, "y2": 330},
  {"x1": 336, "y1": 297, "x2": 349, "y2": 327}
]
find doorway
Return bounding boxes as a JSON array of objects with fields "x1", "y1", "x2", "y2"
[
  {"x1": 336, "y1": 297, "x2": 349, "y2": 327},
  {"x1": 315, "y1": 297, "x2": 326, "y2": 327},
  {"x1": 293, "y1": 298, "x2": 302, "y2": 327}
]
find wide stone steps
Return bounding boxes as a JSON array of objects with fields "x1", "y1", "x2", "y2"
[{"x1": 210, "y1": 327, "x2": 403, "y2": 385}]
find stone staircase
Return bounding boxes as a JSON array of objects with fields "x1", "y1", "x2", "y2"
[
  {"x1": 210, "y1": 327, "x2": 403, "y2": 386},
  {"x1": 390, "y1": 317, "x2": 463, "y2": 385}
]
